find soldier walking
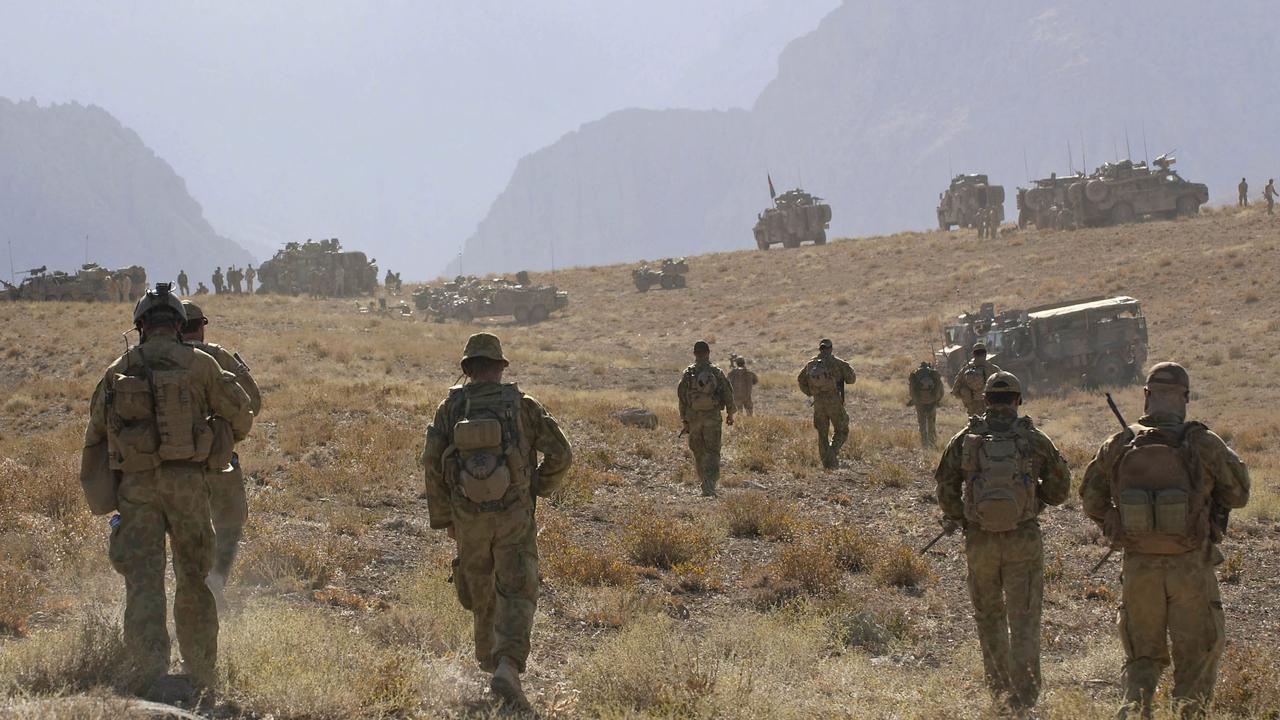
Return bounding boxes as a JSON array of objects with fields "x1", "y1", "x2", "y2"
[
  {"x1": 177, "y1": 269, "x2": 189, "y2": 296},
  {"x1": 244, "y1": 265, "x2": 255, "y2": 294},
  {"x1": 180, "y1": 300, "x2": 262, "y2": 611},
  {"x1": 119, "y1": 272, "x2": 134, "y2": 303},
  {"x1": 976, "y1": 209, "x2": 987, "y2": 239},
  {"x1": 797, "y1": 338, "x2": 856, "y2": 469},
  {"x1": 80, "y1": 284, "x2": 253, "y2": 694},
  {"x1": 678, "y1": 341, "x2": 735, "y2": 496},
  {"x1": 952, "y1": 342, "x2": 1002, "y2": 416},
  {"x1": 1265, "y1": 178, "x2": 1278, "y2": 215},
  {"x1": 228, "y1": 266, "x2": 242, "y2": 294},
  {"x1": 212, "y1": 267, "x2": 224, "y2": 294},
  {"x1": 934, "y1": 371, "x2": 1071, "y2": 713},
  {"x1": 420, "y1": 333, "x2": 572, "y2": 709},
  {"x1": 727, "y1": 356, "x2": 759, "y2": 416},
  {"x1": 907, "y1": 361, "x2": 945, "y2": 447},
  {"x1": 1238, "y1": 177, "x2": 1249, "y2": 207},
  {"x1": 1079, "y1": 363, "x2": 1250, "y2": 718}
]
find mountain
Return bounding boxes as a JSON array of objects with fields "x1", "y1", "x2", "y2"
[
  {"x1": 457, "y1": 0, "x2": 1280, "y2": 273},
  {"x1": 0, "y1": 98, "x2": 251, "y2": 287}
]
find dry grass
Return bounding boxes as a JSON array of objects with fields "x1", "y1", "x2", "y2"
[
  {"x1": 622, "y1": 511, "x2": 721, "y2": 570},
  {"x1": 720, "y1": 491, "x2": 799, "y2": 540}
]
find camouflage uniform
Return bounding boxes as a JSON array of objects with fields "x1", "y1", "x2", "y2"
[
  {"x1": 952, "y1": 355, "x2": 1002, "y2": 416},
  {"x1": 678, "y1": 351, "x2": 735, "y2": 495},
  {"x1": 726, "y1": 363, "x2": 758, "y2": 416},
  {"x1": 1079, "y1": 365, "x2": 1250, "y2": 718},
  {"x1": 333, "y1": 265, "x2": 346, "y2": 297},
  {"x1": 797, "y1": 341, "x2": 856, "y2": 469},
  {"x1": 103, "y1": 275, "x2": 119, "y2": 303},
  {"x1": 244, "y1": 266, "x2": 255, "y2": 294},
  {"x1": 1265, "y1": 180, "x2": 1277, "y2": 215},
  {"x1": 83, "y1": 299, "x2": 252, "y2": 688},
  {"x1": 908, "y1": 362, "x2": 945, "y2": 447},
  {"x1": 935, "y1": 385, "x2": 1071, "y2": 711},
  {"x1": 421, "y1": 334, "x2": 572, "y2": 681},
  {"x1": 1238, "y1": 178, "x2": 1248, "y2": 207},
  {"x1": 976, "y1": 209, "x2": 987, "y2": 238},
  {"x1": 212, "y1": 268, "x2": 224, "y2": 295},
  {"x1": 177, "y1": 271, "x2": 189, "y2": 296},
  {"x1": 119, "y1": 274, "x2": 133, "y2": 303}
]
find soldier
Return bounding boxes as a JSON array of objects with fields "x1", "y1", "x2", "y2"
[
  {"x1": 420, "y1": 333, "x2": 572, "y2": 709},
  {"x1": 1238, "y1": 177, "x2": 1248, "y2": 207},
  {"x1": 1079, "y1": 363, "x2": 1250, "y2": 718},
  {"x1": 244, "y1": 265, "x2": 255, "y2": 294},
  {"x1": 952, "y1": 342, "x2": 1002, "y2": 416},
  {"x1": 228, "y1": 266, "x2": 242, "y2": 294},
  {"x1": 177, "y1": 269, "x2": 190, "y2": 296},
  {"x1": 726, "y1": 356, "x2": 759, "y2": 416},
  {"x1": 976, "y1": 209, "x2": 987, "y2": 239},
  {"x1": 908, "y1": 361, "x2": 945, "y2": 447},
  {"x1": 677, "y1": 341, "x2": 735, "y2": 495},
  {"x1": 797, "y1": 338, "x2": 856, "y2": 469},
  {"x1": 384, "y1": 268, "x2": 394, "y2": 293},
  {"x1": 80, "y1": 283, "x2": 252, "y2": 693},
  {"x1": 195, "y1": 282, "x2": 209, "y2": 296},
  {"x1": 333, "y1": 264, "x2": 346, "y2": 297},
  {"x1": 987, "y1": 207, "x2": 999, "y2": 237},
  {"x1": 119, "y1": 273, "x2": 133, "y2": 303},
  {"x1": 180, "y1": 300, "x2": 262, "y2": 610},
  {"x1": 934, "y1": 371, "x2": 1071, "y2": 713},
  {"x1": 103, "y1": 273, "x2": 119, "y2": 304},
  {"x1": 1265, "y1": 178, "x2": 1277, "y2": 215},
  {"x1": 212, "y1": 267, "x2": 224, "y2": 294}
]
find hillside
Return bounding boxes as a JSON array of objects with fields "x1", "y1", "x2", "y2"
[
  {"x1": 0, "y1": 209, "x2": 1277, "y2": 718},
  {"x1": 459, "y1": 0, "x2": 1280, "y2": 273},
  {"x1": 0, "y1": 98, "x2": 251, "y2": 286}
]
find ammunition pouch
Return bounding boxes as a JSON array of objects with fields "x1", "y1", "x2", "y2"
[{"x1": 79, "y1": 441, "x2": 120, "y2": 515}]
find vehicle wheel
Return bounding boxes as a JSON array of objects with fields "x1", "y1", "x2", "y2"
[
  {"x1": 782, "y1": 236, "x2": 801, "y2": 249},
  {"x1": 673, "y1": 275, "x2": 687, "y2": 289},
  {"x1": 660, "y1": 275, "x2": 676, "y2": 290},
  {"x1": 813, "y1": 230, "x2": 827, "y2": 246},
  {"x1": 44, "y1": 295, "x2": 57, "y2": 302},
  {"x1": 1176, "y1": 196, "x2": 1200, "y2": 217},
  {"x1": 454, "y1": 309, "x2": 473, "y2": 324},
  {"x1": 60, "y1": 294, "x2": 73, "y2": 302},
  {"x1": 755, "y1": 235, "x2": 768, "y2": 250},
  {"x1": 1093, "y1": 356, "x2": 1125, "y2": 387},
  {"x1": 531, "y1": 305, "x2": 549, "y2": 323},
  {"x1": 513, "y1": 307, "x2": 532, "y2": 324},
  {"x1": 1110, "y1": 203, "x2": 1135, "y2": 225}
]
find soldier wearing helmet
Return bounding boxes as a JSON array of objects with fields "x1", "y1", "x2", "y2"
[
  {"x1": 80, "y1": 283, "x2": 252, "y2": 695},
  {"x1": 907, "y1": 360, "x2": 945, "y2": 447},
  {"x1": 934, "y1": 370, "x2": 1070, "y2": 714},
  {"x1": 952, "y1": 341, "x2": 1003, "y2": 416},
  {"x1": 1079, "y1": 363, "x2": 1250, "y2": 717},
  {"x1": 678, "y1": 340, "x2": 735, "y2": 495},
  {"x1": 797, "y1": 338, "x2": 856, "y2": 469},
  {"x1": 420, "y1": 332, "x2": 572, "y2": 710},
  {"x1": 180, "y1": 300, "x2": 262, "y2": 610},
  {"x1": 726, "y1": 355, "x2": 759, "y2": 417}
]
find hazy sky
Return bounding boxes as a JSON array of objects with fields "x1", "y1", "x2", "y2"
[{"x1": 0, "y1": 0, "x2": 837, "y2": 277}]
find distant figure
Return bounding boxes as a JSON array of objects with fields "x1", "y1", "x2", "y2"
[
  {"x1": 119, "y1": 273, "x2": 133, "y2": 303},
  {"x1": 952, "y1": 342, "x2": 1002, "y2": 417},
  {"x1": 797, "y1": 338, "x2": 856, "y2": 470},
  {"x1": 102, "y1": 274, "x2": 119, "y2": 303},
  {"x1": 212, "y1": 267, "x2": 224, "y2": 294},
  {"x1": 195, "y1": 282, "x2": 209, "y2": 296},
  {"x1": 333, "y1": 265, "x2": 346, "y2": 297},
  {"x1": 727, "y1": 356, "x2": 759, "y2": 416},
  {"x1": 908, "y1": 361, "x2": 945, "y2": 447},
  {"x1": 1239, "y1": 177, "x2": 1249, "y2": 207},
  {"x1": 976, "y1": 209, "x2": 987, "y2": 239},
  {"x1": 1265, "y1": 179, "x2": 1278, "y2": 215},
  {"x1": 244, "y1": 265, "x2": 255, "y2": 294},
  {"x1": 678, "y1": 340, "x2": 735, "y2": 495},
  {"x1": 177, "y1": 269, "x2": 190, "y2": 296}
]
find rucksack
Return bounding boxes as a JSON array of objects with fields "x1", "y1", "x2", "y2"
[
  {"x1": 961, "y1": 419, "x2": 1038, "y2": 532},
  {"x1": 806, "y1": 360, "x2": 840, "y2": 394},
  {"x1": 910, "y1": 368, "x2": 939, "y2": 403},
  {"x1": 106, "y1": 346, "x2": 213, "y2": 473},
  {"x1": 688, "y1": 366, "x2": 721, "y2": 411},
  {"x1": 1110, "y1": 422, "x2": 1209, "y2": 554},
  {"x1": 445, "y1": 385, "x2": 528, "y2": 508}
]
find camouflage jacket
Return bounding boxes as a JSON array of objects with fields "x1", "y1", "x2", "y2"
[
  {"x1": 797, "y1": 355, "x2": 856, "y2": 398},
  {"x1": 1079, "y1": 411, "x2": 1250, "y2": 536},
  {"x1": 934, "y1": 406, "x2": 1071, "y2": 525},
  {"x1": 677, "y1": 361, "x2": 734, "y2": 422},
  {"x1": 420, "y1": 381, "x2": 572, "y2": 530},
  {"x1": 189, "y1": 341, "x2": 262, "y2": 417},
  {"x1": 726, "y1": 367, "x2": 758, "y2": 399},
  {"x1": 951, "y1": 359, "x2": 1002, "y2": 406},
  {"x1": 908, "y1": 365, "x2": 945, "y2": 406}
]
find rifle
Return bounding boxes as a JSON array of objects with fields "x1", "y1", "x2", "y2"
[
  {"x1": 1089, "y1": 548, "x2": 1116, "y2": 575},
  {"x1": 1091, "y1": 393, "x2": 1131, "y2": 575},
  {"x1": 918, "y1": 529, "x2": 948, "y2": 555}
]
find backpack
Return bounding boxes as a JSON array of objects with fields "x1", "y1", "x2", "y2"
[
  {"x1": 688, "y1": 366, "x2": 721, "y2": 411},
  {"x1": 445, "y1": 385, "x2": 528, "y2": 508},
  {"x1": 806, "y1": 360, "x2": 840, "y2": 394},
  {"x1": 1110, "y1": 422, "x2": 1209, "y2": 554},
  {"x1": 106, "y1": 346, "x2": 213, "y2": 472},
  {"x1": 961, "y1": 419, "x2": 1038, "y2": 532},
  {"x1": 909, "y1": 367, "x2": 939, "y2": 403}
]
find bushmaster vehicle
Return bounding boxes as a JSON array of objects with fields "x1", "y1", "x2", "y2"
[
  {"x1": 1066, "y1": 156, "x2": 1207, "y2": 226},
  {"x1": 414, "y1": 274, "x2": 568, "y2": 324},
  {"x1": 1016, "y1": 173, "x2": 1084, "y2": 229},
  {"x1": 256, "y1": 238, "x2": 378, "y2": 296},
  {"x1": 936, "y1": 296, "x2": 1148, "y2": 391},
  {"x1": 937, "y1": 174, "x2": 1005, "y2": 230},
  {"x1": 753, "y1": 189, "x2": 831, "y2": 249},
  {"x1": 1, "y1": 264, "x2": 146, "y2": 302}
]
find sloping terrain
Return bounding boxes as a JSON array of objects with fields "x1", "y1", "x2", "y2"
[{"x1": 0, "y1": 207, "x2": 1277, "y2": 718}]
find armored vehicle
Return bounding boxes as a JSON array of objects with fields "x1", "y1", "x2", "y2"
[
  {"x1": 255, "y1": 238, "x2": 378, "y2": 296},
  {"x1": 632, "y1": 258, "x2": 688, "y2": 292},
  {"x1": 753, "y1": 189, "x2": 832, "y2": 250},
  {"x1": 2, "y1": 263, "x2": 147, "y2": 302},
  {"x1": 936, "y1": 296, "x2": 1148, "y2": 391},
  {"x1": 1016, "y1": 173, "x2": 1084, "y2": 229},
  {"x1": 937, "y1": 174, "x2": 1005, "y2": 230},
  {"x1": 416, "y1": 273, "x2": 568, "y2": 324},
  {"x1": 1066, "y1": 156, "x2": 1208, "y2": 227}
]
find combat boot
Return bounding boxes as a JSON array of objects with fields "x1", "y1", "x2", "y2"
[{"x1": 490, "y1": 656, "x2": 529, "y2": 709}]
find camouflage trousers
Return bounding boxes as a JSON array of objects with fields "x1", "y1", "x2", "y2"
[
  {"x1": 207, "y1": 461, "x2": 248, "y2": 578},
  {"x1": 915, "y1": 403, "x2": 939, "y2": 447},
  {"x1": 686, "y1": 410, "x2": 724, "y2": 495},
  {"x1": 1117, "y1": 547, "x2": 1224, "y2": 719},
  {"x1": 733, "y1": 396, "x2": 754, "y2": 417},
  {"x1": 109, "y1": 465, "x2": 217, "y2": 686},
  {"x1": 453, "y1": 503, "x2": 538, "y2": 673},
  {"x1": 811, "y1": 394, "x2": 848, "y2": 468},
  {"x1": 964, "y1": 521, "x2": 1044, "y2": 709},
  {"x1": 959, "y1": 393, "x2": 986, "y2": 417}
]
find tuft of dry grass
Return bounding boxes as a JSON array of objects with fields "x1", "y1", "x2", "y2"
[
  {"x1": 871, "y1": 545, "x2": 933, "y2": 589},
  {"x1": 721, "y1": 492, "x2": 799, "y2": 540},
  {"x1": 622, "y1": 512, "x2": 721, "y2": 570},
  {"x1": 0, "y1": 610, "x2": 131, "y2": 696}
]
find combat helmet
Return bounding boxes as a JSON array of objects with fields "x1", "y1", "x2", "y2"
[
  {"x1": 133, "y1": 282, "x2": 187, "y2": 326},
  {"x1": 983, "y1": 371, "x2": 1022, "y2": 395},
  {"x1": 180, "y1": 300, "x2": 206, "y2": 323}
]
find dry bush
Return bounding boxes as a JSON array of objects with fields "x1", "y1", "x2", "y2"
[
  {"x1": 236, "y1": 519, "x2": 377, "y2": 591},
  {"x1": 570, "y1": 615, "x2": 717, "y2": 716},
  {"x1": 563, "y1": 586, "x2": 665, "y2": 629},
  {"x1": 721, "y1": 492, "x2": 799, "y2": 540},
  {"x1": 1215, "y1": 643, "x2": 1280, "y2": 718},
  {"x1": 730, "y1": 415, "x2": 811, "y2": 476},
  {"x1": 825, "y1": 526, "x2": 876, "y2": 572},
  {"x1": 756, "y1": 537, "x2": 843, "y2": 601},
  {"x1": 622, "y1": 513, "x2": 721, "y2": 570},
  {"x1": 0, "y1": 569, "x2": 42, "y2": 637},
  {"x1": 539, "y1": 511, "x2": 636, "y2": 586},
  {"x1": 0, "y1": 610, "x2": 130, "y2": 696},
  {"x1": 549, "y1": 463, "x2": 622, "y2": 508},
  {"x1": 369, "y1": 565, "x2": 473, "y2": 655},
  {"x1": 669, "y1": 561, "x2": 725, "y2": 594},
  {"x1": 872, "y1": 545, "x2": 933, "y2": 589},
  {"x1": 868, "y1": 460, "x2": 911, "y2": 488}
]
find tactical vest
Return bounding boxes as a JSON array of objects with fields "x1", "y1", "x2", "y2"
[
  {"x1": 909, "y1": 368, "x2": 939, "y2": 404},
  {"x1": 806, "y1": 360, "x2": 841, "y2": 395},
  {"x1": 687, "y1": 366, "x2": 721, "y2": 411},
  {"x1": 961, "y1": 418, "x2": 1039, "y2": 532},
  {"x1": 1110, "y1": 422, "x2": 1210, "y2": 554},
  {"x1": 105, "y1": 346, "x2": 213, "y2": 473},
  {"x1": 444, "y1": 384, "x2": 530, "y2": 510}
]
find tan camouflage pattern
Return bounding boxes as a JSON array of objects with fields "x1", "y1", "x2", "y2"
[
  {"x1": 909, "y1": 364, "x2": 945, "y2": 447},
  {"x1": 1079, "y1": 411, "x2": 1250, "y2": 716},
  {"x1": 951, "y1": 358, "x2": 1002, "y2": 416},
  {"x1": 677, "y1": 360, "x2": 734, "y2": 494},
  {"x1": 726, "y1": 366, "x2": 758, "y2": 415},
  {"x1": 797, "y1": 354, "x2": 856, "y2": 467},
  {"x1": 177, "y1": 270, "x2": 189, "y2": 296}
]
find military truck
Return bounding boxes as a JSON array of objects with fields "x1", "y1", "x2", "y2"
[
  {"x1": 753, "y1": 189, "x2": 832, "y2": 249},
  {"x1": 416, "y1": 274, "x2": 568, "y2": 324},
  {"x1": 1, "y1": 263, "x2": 147, "y2": 302},
  {"x1": 632, "y1": 258, "x2": 688, "y2": 292},
  {"x1": 1065, "y1": 156, "x2": 1208, "y2": 227},
  {"x1": 255, "y1": 238, "x2": 378, "y2": 296},
  {"x1": 1016, "y1": 173, "x2": 1084, "y2": 229},
  {"x1": 937, "y1": 174, "x2": 1005, "y2": 230},
  {"x1": 936, "y1": 296, "x2": 1148, "y2": 391}
]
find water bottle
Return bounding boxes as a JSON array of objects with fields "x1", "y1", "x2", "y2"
[{"x1": 109, "y1": 513, "x2": 121, "y2": 530}]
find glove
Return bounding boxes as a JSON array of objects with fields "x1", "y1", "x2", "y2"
[
  {"x1": 725, "y1": 415, "x2": 734, "y2": 427},
  {"x1": 940, "y1": 517, "x2": 962, "y2": 535}
]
